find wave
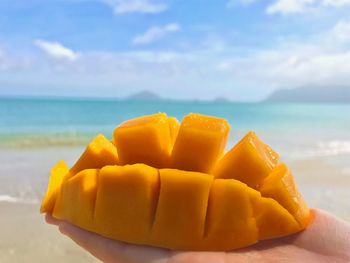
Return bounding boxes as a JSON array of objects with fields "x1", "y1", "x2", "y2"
[
  {"x1": 306, "y1": 140, "x2": 350, "y2": 157},
  {"x1": 0, "y1": 195, "x2": 39, "y2": 204},
  {"x1": 0, "y1": 132, "x2": 96, "y2": 149}
]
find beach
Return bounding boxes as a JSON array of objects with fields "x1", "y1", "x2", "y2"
[{"x1": 0, "y1": 98, "x2": 349, "y2": 262}]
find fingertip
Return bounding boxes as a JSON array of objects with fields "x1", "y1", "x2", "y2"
[
  {"x1": 58, "y1": 221, "x2": 76, "y2": 236},
  {"x1": 45, "y1": 213, "x2": 61, "y2": 226}
]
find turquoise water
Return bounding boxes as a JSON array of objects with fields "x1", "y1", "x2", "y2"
[
  {"x1": 0, "y1": 97, "x2": 349, "y2": 219},
  {"x1": 1, "y1": 97, "x2": 350, "y2": 158}
]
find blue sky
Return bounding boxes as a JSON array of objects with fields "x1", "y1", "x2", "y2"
[{"x1": 1, "y1": 0, "x2": 350, "y2": 100}]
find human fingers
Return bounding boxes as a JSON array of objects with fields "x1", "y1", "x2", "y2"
[
  {"x1": 58, "y1": 222, "x2": 171, "y2": 263},
  {"x1": 45, "y1": 213, "x2": 61, "y2": 226}
]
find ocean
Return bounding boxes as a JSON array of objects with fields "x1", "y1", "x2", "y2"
[
  {"x1": 0, "y1": 97, "x2": 350, "y2": 219},
  {"x1": 1, "y1": 97, "x2": 350, "y2": 157}
]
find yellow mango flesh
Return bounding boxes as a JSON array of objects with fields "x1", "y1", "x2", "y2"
[
  {"x1": 53, "y1": 169, "x2": 98, "y2": 232},
  {"x1": 259, "y1": 163, "x2": 311, "y2": 228},
  {"x1": 40, "y1": 160, "x2": 68, "y2": 213},
  {"x1": 171, "y1": 113, "x2": 230, "y2": 173},
  {"x1": 45, "y1": 163, "x2": 309, "y2": 251},
  {"x1": 150, "y1": 169, "x2": 213, "y2": 249},
  {"x1": 113, "y1": 113, "x2": 173, "y2": 168},
  {"x1": 254, "y1": 197, "x2": 300, "y2": 240},
  {"x1": 213, "y1": 131, "x2": 279, "y2": 189},
  {"x1": 203, "y1": 179, "x2": 258, "y2": 250},
  {"x1": 94, "y1": 164, "x2": 159, "y2": 244},
  {"x1": 70, "y1": 134, "x2": 119, "y2": 175},
  {"x1": 41, "y1": 113, "x2": 311, "y2": 251},
  {"x1": 168, "y1": 117, "x2": 180, "y2": 144}
]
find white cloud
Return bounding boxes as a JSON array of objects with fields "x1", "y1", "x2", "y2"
[
  {"x1": 101, "y1": 0, "x2": 167, "y2": 14},
  {"x1": 2, "y1": 20, "x2": 350, "y2": 100},
  {"x1": 132, "y1": 23, "x2": 180, "y2": 45},
  {"x1": 330, "y1": 20, "x2": 350, "y2": 43},
  {"x1": 323, "y1": 0, "x2": 350, "y2": 7},
  {"x1": 34, "y1": 40, "x2": 78, "y2": 61},
  {"x1": 216, "y1": 19, "x2": 350, "y2": 90},
  {"x1": 227, "y1": 0, "x2": 258, "y2": 7},
  {"x1": 266, "y1": 0, "x2": 350, "y2": 14},
  {"x1": 266, "y1": 0, "x2": 316, "y2": 14}
]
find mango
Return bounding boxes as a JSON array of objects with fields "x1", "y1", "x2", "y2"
[
  {"x1": 41, "y1": 113, "x2": 311, "y2": 251},
  {"x1": 70, "y1": 134, "x2": 119, "y2": 176},
  {"x1": 203, "y1": 179, "x2": 258, "y2": 250},
  {"x1": 94, "y1": 164, "x2": 159, "y2": 244},
  {"x1": 168, "y1": 117, "x2": 180, "y2": 144},
  {"x1": 150, "y1": 169, "x2": 213, "y2": 249},
  {"x1": 53, "y1": 169, "x2": 98, "y2": 232},
  {"x1": 171, "y1": 113, "x2": 230, "y2": 173},
  {"x1": 259, "y1": 164, "x2": 311, "y2": 228},
  {"x1": 213, "y1": 131, "x2": 279, "y2": 189},
  {"x1": 40, "y1": 160, "x2": 68, "y2": 213},
  {"x1": 254, "y1": 197, "x2": 300, "y2": 240},
  {"x1": 113, "y1": 113, "x2": 174, "y2": 168}
]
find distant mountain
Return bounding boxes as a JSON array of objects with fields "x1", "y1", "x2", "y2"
[
  {"x1": 213, "y1": 96, "x2": 231, "y2": 103},
  {"x1": 125, "y1": 90, "x2": 162, "y2": 101},
  {"x1": 265, "y1": 86, "x2": 350, "y2": 103}
]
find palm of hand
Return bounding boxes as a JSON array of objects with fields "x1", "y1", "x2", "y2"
[{"x1": 46, "y1": 209, "x2": 350, "y2": 263}]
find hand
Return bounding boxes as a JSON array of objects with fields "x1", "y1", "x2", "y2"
[{"x1": 46, "y1": 209, "x2": 350, "y2": 263}]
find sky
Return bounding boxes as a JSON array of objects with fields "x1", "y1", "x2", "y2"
[{"x1": 1, "y1": 0, "x2": 350, "y2": 101}]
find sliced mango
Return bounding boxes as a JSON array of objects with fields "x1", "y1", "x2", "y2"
[
  {"x1": 259, "y1": 164, "x2": 311, "y2": 228},
  {"x1": 254, "y1": 197, "x2": 300, "y2": 240},
  {"x1": 203, "y1": 179, "x2": 258, "y2": 250},
  {"x1": 53, "y1": 169, "x2": 98, "y2": 232},
  {"x1": 168, "y1": 117, "x2": 180, "y2": 145},
  {"x1": 213, "y1": 131, "x2": 279, "y2": 189},
  {"x1": 150, "y1": 169, "x2": 213, "y2": 249},
  {"x1": 94, "y1": 164, "x2": 159, "y2": 244},
  {"x1": 40, "y1": 160, "x2": 68, "y2": 213},
  {"x1": 113, "y1": 113, "x2": 173, "y2": 168},
  {"x1": 171, "y1": 113, "x2": 230, "y2": 173},
  {"x1": 42, "y1": 113, "x2": 311, "y2": 251},
  {"x1": 70, "y1": 134, "x2": 119, "y2": 175}
]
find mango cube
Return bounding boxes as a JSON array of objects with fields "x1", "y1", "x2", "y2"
[
  {"x1": 150, "y1": 169, "x2": 213, "y2": 249},
  {"x1": 254, "y1": 197, "x2": 300, "y2": 240},
  {"x1": 171, "y1": 113, "x2": 230, "y2": 173},
  {"x1": 168, "y1": 117, "x2": 180, "y2": 145},
  {"x1": 94, "y1": 164, "x2": 159, "y2": 244},
  {"x1": 113, "y1": 113, "x2": 173, "y2": 168},
  {"x1": 213, "y1": 131, "x2": 279, "y2": 189},
  {"x1": 259, "y1": 164, "x2": 311, "y2": 228},
  {"x1": 204, "y1": 179, "x2": 258, "y2": 250},
  {"x1": 40, "y1": 160, "x2": 68, "y2": 213},
  {"x1": 70, "y1": 134, "x2": 119, "y2": 175},
  {"x1": 53, "y1": 169, "x2": 98, "y2": 232}
]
